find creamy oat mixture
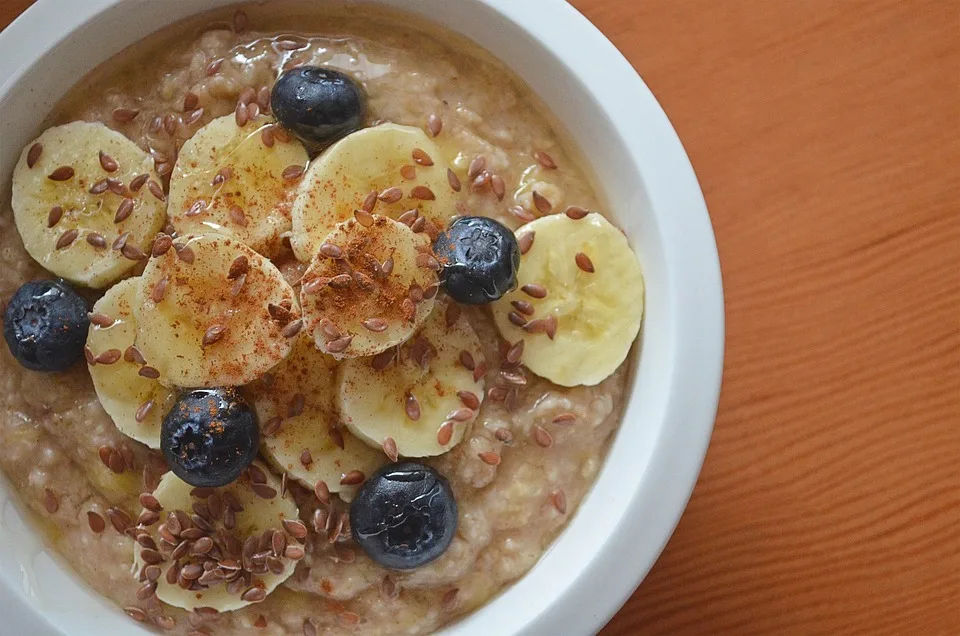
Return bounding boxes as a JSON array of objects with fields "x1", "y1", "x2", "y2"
[{"x1": 0, "y1": 3, "x2": 628, "y2": 635}]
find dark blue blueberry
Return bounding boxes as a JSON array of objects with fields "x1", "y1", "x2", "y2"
[
  {"x1": 350, "y1": 462, "x2": 458, "y2": 570},
  {"x1": 271, "y1": 66, "x2": 365, "y2": 146},
  {"x1": 161, "y1": 388, "x2": 259, "y2": 488},
  {"x1": 433, "y1": 216, "x2": 520, "y2": 305},
  {"x1": 3, "y1": 279, "x2": 88, "y2": 372}
]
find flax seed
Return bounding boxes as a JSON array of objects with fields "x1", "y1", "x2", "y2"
[
  {"x1": 495, "y1": 427, "x2": 513, "y2": 443},
  {"x1": 251, "y1": 484, "x2": 277, "y2": 500},
  {"x1": 533, "y1": 425, "x2": 554, "y2": 448},
  {"x1": 478, "y1": 451, "x2": 501, "y2": 466},
  {"x1": 87, "y1": 232, "x2": 107, "y2": 249},
  {"x1": 282, "y1": 164, "x2": 305, "y2": 181},
  {"x1": 544, "y1": 314, "x2": 558, "y2": 339},
  {"x1": 405, "y1": 393, "x2": 421, "y2": 420},
  {"x1": 53, "y1": 228, "x2": 79, "y2": 250},
  {"x1": 399, "y1": 164, "x2": 416, "y2": 180},
  {"x1": 507, "y1": 311, "x2": 528, "y2": 327},
  {"x1": 112, "y1": 107, "x2": 139, "y2": 123},
  {"x1": 227, "y1": 255, "x2": 249, "y2": 280},
  {"x1": 107, "y1": 507, "x2": 132, "y2": 534},
  {"x1": 564, "y1": 205, "x2": 589, "y2": 220},
  {"x1": 534, "y1": 150, "x2": 557, "y2": 169},
  {"x1": 377, "y1": 186, "x2": 402, "y2": 204},
  {"x1": 551, "y1": 489, "x2": 568, "y2": 514},
  {"x1": 473, "y1": 362, "x2": 488, "y2": 383},
  {"x1": 130, "y1": 173, "x2": 149, "y2": 192},
  {"x1": 151, "y1": 276, "x2": 168, "y2": 303},
  {"x1": 361, "y1": 317, "x2": 388, "y2": 333},
  {"x1": 411, "y1": 185, "x2": 436, "y2": 200},
  {"x1": 175, "y1": 244, "x2": 195, "y2": 263},
  {"x1": 95, "y1": 349, "x2": 122, "y2": 365},
  {"x1": 230, "y1": 273, "x2": 246, "y2": 297},
  {"x1": 428, "y1": 420, "x2": 453, "y2": 447},
  {"x1": 205, "y1": 58, "x2": 223, "y2": 76},
  {"x1": 360, "y1": 189, "x2": 379, "y2": 212},
  {"x1": 412, "y1": 148, "x2": 434, "y2": 166},
  {"x1": 85, "y1": 510, "x2": 106, "y2": 533},
  {"x1": 125, "y1": 345, "x2": 146, "y2": 364},
  {"x1": 397, "y1": 209, "x2": 418, "y2": 226},
  {"x1": 575, "y1": 252, "x2": 595, "y2": 272},
  {"x1": 532, "y1": 190, "x2": 552, "y2": 214},
  {"x1": 448, "y1": 408, "x2": 474, "y2": 422},
  {"x1": 522, "y1": 283, "x2": 547, "y2": 298},
  {"x1": 139, "y1": 366, "x2": 161, "y2": 380},
  {"x1": 506, "y1": 340, "x2": 525, "y2": 364},
  {"x1": 518, "y1": 231, "x2": 535, "y2": 255},
  {"x1": 45, "y1": 205, "x2": 64, "y2": 228},
  {"x1": 282, "y1": 319, "x2": 303, "y2": 339},
  {"x1": 444, "y1": 167, "x2": 462, "y2": 192},
  {"x1": 381, "y1": 436, "x2": 399, "y2": 462},
  {"x1": 257, "y1": 86, "x2": 272, "y2": 111},
  {"x1": 340, "y1": 470, "x2": 365, "y2": 486},
  {"x1": 147, "y1": 180, "x2": 165, "y2": 201},
  {"x1": 427, "y1": 113, "x2": 442, "y2": 136},
  {"x1": 511, "y1": 205, "x2": 536, "y2": 224},
  {"x1": 468, "y1": 155, "x2": 486, "y2": 179},
  {"x1": 314, "y1": 480, "x2": 331, "y2": 505},
  {"x1": 202, "y1": 324, "x2": 226, "y2": 346},
  {"x1": 26, "y1": 143, "x2": 42, "y2": 168},
  {"x1": 416, "y1": 253, "x2": 440, "y2": 270},
  {"x1": 381, "y1": 256, "x2": 395, "y2": 276},
  {"x1": 42, "y1": 488, "x2": 59, "y2": 513},
  {"x1": 471, "y1": 171, "x2": 491, "y2": 191},
  {"x1": 329, "y1": 426, "x2": 345, "y2": 450}
]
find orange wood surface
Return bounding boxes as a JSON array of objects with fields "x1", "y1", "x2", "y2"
[{"x1": 2, "y1": 1, "x2": 958, "y2": 634}]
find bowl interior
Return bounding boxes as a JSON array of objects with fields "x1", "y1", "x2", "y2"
[{"x1": 0, "y1": 1, "x2": 722, "y2": 635}]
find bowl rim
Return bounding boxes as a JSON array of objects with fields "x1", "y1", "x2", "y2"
[{"x1": 0, "y1": 1, "x2": 724, "y2": 635}]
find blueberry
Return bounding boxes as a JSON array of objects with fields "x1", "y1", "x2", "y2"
[
  {"x1": 350, "y1": 462, "x2": 458, "y2": 570},
  {"x1": 433, "y1": 216, "x2": 520, "y2": 305},
  {"x1": 271, "y1": 66, "x2": 365, "y2": 146},
  {"x1": 161, "y1": 388, "x2": 259, "y2": 488},
  {"x1": 3, "y1": 279, "x2": 88, "y2": 372}
]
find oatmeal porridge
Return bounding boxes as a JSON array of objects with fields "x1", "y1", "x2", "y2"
[{"x1": 0, "y1": 3, "x2": 644, "y2": 635}]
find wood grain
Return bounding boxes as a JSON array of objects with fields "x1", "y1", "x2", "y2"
[{"x1": 1, "y1": 1, "x2": 958, "y2": 634}]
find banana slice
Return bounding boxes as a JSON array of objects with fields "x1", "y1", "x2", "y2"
[
  {"x1": 168, "y1": 114, "x2": 309, "y2": 256},
  {"x1": 11, "y1": 121, "x2": 166, "y2": 288},
  {"x1": 491, "y1": 212, "x2": 644, "y2": 386},
  {"x1": 338, "y1": 299, "x2": 485, "y2": 457},
  {"x1": 135, "y1": 234, "x2": 300, "y2": 387},
  {"x1": 290, "y1": 123, "x2": 459, "y2": 261},
  {"x1": 248, "y1": 335, "x2": 387, "y2": 496},
  {"x1": 132, "y1": 464, "x2": 302, "y2": 612},
  {"x1": 299, "y1": 215, "x2": 438, "y2": 359},
  {"x1": 86, "y1": 278, "x2": 176, "y2": 448}
]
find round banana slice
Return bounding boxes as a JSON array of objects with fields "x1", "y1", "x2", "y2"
[
  {"x1": 492, "y1": 212, "x2": 644, "y2": 386},
  {"x1": 11, "y1": 121, "x2": 166, "y2": 288},
  {"x1": 132, "y1": 465, "x2": 302, "y2": 612},
  {"x1": 135, "y1": 234, "x2": 301, "y2": 387},
  {"x1": 248, "y1": 336, "x2": 387, "y2": 496},
  {"x1": 168, "y1": 114, "x2": 309, "y2": 257},
  {"x1": 338, "y1": 299, "x2": 485, "y2": 458},
  {"x1": 299, "y1": 215, "x2": 438, "y2": 359},
  {"x1": 86, "y1": 278, "x2": 175, "y2": 448},
  {"x1": 290, "y1": 123, "x2": 459, "y2": 261}
]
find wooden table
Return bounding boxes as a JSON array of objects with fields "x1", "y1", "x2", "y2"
[{"x1": 2, "y1": 1, "x2": 957, "y2": 634}]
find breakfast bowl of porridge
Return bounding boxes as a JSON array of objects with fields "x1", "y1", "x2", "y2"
[{"x1": 0, "y1": 1, "x2": 723, "y2": 635}]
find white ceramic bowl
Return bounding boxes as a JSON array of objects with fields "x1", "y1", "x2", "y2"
[{"x1": 0, "y1": 1, "x2": 723, "y2": 634}]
